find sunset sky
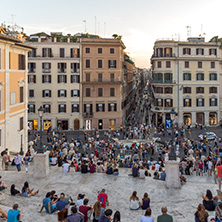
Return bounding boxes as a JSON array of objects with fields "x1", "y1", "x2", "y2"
[{"x1": 1, "y1": 0, "x2": 222, "y2": 68}]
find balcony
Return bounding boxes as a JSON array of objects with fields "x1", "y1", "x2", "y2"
[
  {"x1": 82, "y1": 78, "x2": 123, "y2": 84},
  {"x1": 83, "y1": 112, "x2": 93, "y2": 117},
  {"x1": 71, "y1": 69, "x2": 80, "y2": 73},
  {"x1": 151, "y1": 105, "x2": 173, "y2": 112},
  {"x1": 58, "y1": 69, "x2": 66, "y2": 73},
  {"x1": 151, "y1": 79, "x2": 173, "y2": 84},
  {"x1": 43, "y1": 68, "x2": 51, "y2": 73},
  {"x1": 28, "y1": 68, "x2": 35, "y2": 73},
  {"x1": 152, "y1": 53, "x2": 176, "y2": 58}
]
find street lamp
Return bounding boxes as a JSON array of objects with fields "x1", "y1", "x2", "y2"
[
  {"x1": 37, "y1": 106, "x2": 45, "y2": 154},
  {"x1": 169, "y1": 108, "x2": 177, "y2": 160}
]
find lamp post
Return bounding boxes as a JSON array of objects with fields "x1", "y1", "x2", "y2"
[
  {"x1": 19, "y1": 134, "x2": 24, "y2": 155},
  {"x1": 169, "y1": 108, "x2": 177, "y2": 160},
  {"x1": 37, "y1": 106, "x2": 44, "y2": 154}
]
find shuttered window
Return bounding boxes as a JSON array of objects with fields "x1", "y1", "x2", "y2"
[{"x1": 20, "y1": 87, "x2": 24, "y2": 103}]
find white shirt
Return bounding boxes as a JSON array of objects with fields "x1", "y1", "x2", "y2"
[
  {"x1": 62, "y1": 163, "x2": 70, "y2": 173},
  {"x1": 76, "y1": 199, "x2": 84, "y2": 208},
  {"x1": 51, "y1": 157, "x2": 57, "y2": 165},
  {"x1": 208, "y1": 161, "x2": 212, "y2": 170}
]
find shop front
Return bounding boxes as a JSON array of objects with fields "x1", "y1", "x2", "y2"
[
  {"x1": 196, "y1": 113, "x2": 204, "y2": 125},
  {"x1": 43, "y1": 120, "x2": 51, "y2": 130},
  {"x1": 183, "y1": 113, "x2": 192, "y2": 125},
  {"x1": 209, "y1": 112, "x2": 217, "y2": 125},
  {"x1": 28, "y1": 120, "x2": 38, "y2": 130},
  {"x1": 85, "y1": 120, "x2": 92, "y2": 130},
  {"x1": 109, "y1": 119, "x2": 116, "y2": 130},
  {"x1": 57, "y1": 120, "x2": 69, "y2": 130}
]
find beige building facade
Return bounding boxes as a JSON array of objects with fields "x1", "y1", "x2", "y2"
[
  {"x1": 26, "y1": 35, "x2": 82, "y2": 130},
  {"x1": 151, "y1": 37, "x2": 220, "y2": 127}
]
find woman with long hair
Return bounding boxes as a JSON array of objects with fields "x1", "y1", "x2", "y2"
[
  {"x1": 113, "y1": 211, "x2": 121, "y2": 222},
  {"x1": 141, "y1": 193, "x2": 150, "y2": 210},
  {"x1": 10, "y1": 184, "x2": 20, "y2": 196},
  {"x1": 194, "y1": 203, "x2": 209, "y2": 222},
  {"x1": 93, "y1": 201, "x2": 102, "y2": 222},
  {"x1": 21, "y1": 181, "x2": 39, "y2": 197},
  {"x1": 129, "y1": 191, "x2": 140, "y2": 210},
  {"x1": 202, "y1": 189, "x2": 216, "y2": 211}
]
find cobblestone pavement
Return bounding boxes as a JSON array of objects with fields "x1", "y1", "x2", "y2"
[{"x1": 0, "y1": 164, "x2": 218, "y2": 222}]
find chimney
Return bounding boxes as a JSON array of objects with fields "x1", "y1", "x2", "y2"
[
  {"x1": 54, "y1": 36, "x2": 57, "y2": 42},
  {"x1": 67, "y1": 36, "x2": 70, "y2": 43},
  {"x1": 38, "y1": 36, "x2": 41, "y2": 42}
]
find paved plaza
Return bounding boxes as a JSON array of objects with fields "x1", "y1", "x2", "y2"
[{"x1": 0, "y1": 164, "x2": 218, "y2": 222}]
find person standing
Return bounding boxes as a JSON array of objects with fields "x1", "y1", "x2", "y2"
[
  {"x1": 3, "y1": 151, "x2": 9, "y2": 171},
  {"x1": 23, "y1": 153, "x2": 31, "y2": 173},
  {"x1": 14, "y1": 153, "x2": 22, "y2": 172},
  {"x1": 216, "y1": 160, "x2": 222, "y2": 191},
  {"x1": 157, "y1": 206, "x2": 173, "y2": 222}
]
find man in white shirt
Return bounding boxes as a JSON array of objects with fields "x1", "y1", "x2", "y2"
[
  {"x1": 207, "y1": 160, "x2": 213, "y2": 176},
  {"x1": 14, "y1": 153, "x2": 22, "y2": 172},
  {"x1": 62, "y1": 161, "x2": 70, "y2": 173}
]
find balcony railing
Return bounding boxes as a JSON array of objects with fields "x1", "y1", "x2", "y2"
[
  {"x1": 151, "y1": 79, "x2": 173, "y2": 84},
  {"x1": 58, "y1": 69, "x2": 66, "y2": 73},
  {"x1": 28, "y1": 68, "x2": 35, "y2": 73},
  {"x1": 43, "y1": 68, "x2": 51, "y2": 73},
  {"x1": 83, "y1": 112, "x2": 93, "y2": 117},
  {"x1": 151, "y1": 105, "x2": 173, "y2": 112},
  {"x1": 152, "y1": 53, "x2": 176, "y2": 58},
  {"x1": 71, "y1": 69, "x2": 80, "y2": 73}
]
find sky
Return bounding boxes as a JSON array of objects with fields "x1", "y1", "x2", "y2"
[{"x1": 1, "y1": 0, "x2": 222, "y2": 68}]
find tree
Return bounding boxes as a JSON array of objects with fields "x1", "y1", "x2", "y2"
[{"x1": 112, "y1": 34, "x2": 118, "y2": 39}]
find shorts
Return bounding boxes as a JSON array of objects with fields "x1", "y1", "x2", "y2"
[{"x1": 218, "y1": 177, "x2": 222, "y2": 183}]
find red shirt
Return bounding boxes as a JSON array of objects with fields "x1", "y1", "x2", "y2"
[
  {"x1": 216, "y1": 166, "x2": 222, "y2": 177},
  {"x1": 98, "y1": 193, "x2": 108, "y2": 208},
  {"x1": 79, "y1": 205, "x2": 91, "y2": 222}
]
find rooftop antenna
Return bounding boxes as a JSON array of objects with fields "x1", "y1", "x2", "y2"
[
  {"x1": 83, "y1": 20, "x2": 86, "y2": 32},
  {"x1": 98, "y1": 22, "x2": 100, "y2": 35},
  {"x1": 95, "y1": 16, "x2": 97, "y2": 34},
  {"x1": 104, "y1": 22, "x2": 106, "y2": 38},
  {"x1": 186, "y1": 26, "x2": 191, "y2": 38}
]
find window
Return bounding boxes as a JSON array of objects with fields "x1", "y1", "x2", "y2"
[
  {"x1": 196, "y1": 48, "x2": 204, "y2": 55},
  {"x1": 0, "y1": 90, "x2": 2, "y2": 112},
  {"x1": 28, "y1": 104, "x2": 35, "y2": 113},
  {"x1": 98, "y1": 48, "x2": 102, "y2": 54},
  {"x1": 58, "y1": 63, "x2": 66, "y2": 73},
  {"x1": 110, "y1": 88, "x2": 115, "y2": 97},
  {"x1": 98, "y1": 73, "x2": 103, "y2": 82},
  {"x1": 165, "y1": 99, "x2": 173, "y2": 107},
  {"x1": 156, "y1": 48, "x2": 163, "y2": 57},
  {"x1": 10, "y1": 92, "x2": 16, "y2": 105},
  {"x1": 198, "y1": 62, "x2": 202, "y2": 69},
  {"x1": 28, "y1": 75, "x2": 36, "y2": 83},
  {"x1": 71, "y1": 63, "x2": 80, "y2": 73},
  {"x1": 166, "y1": 61, "x2": 171, "y2": 68},
  {"x1": 154, "y1": 73, "x2": 163, "y2": 83},
  {"x1": 183, "y1": 48, "x2": 191, "y2": 55},
  {"x1": 28, "y1": 63, "x2": 36, "y2": 73},
  {"x1": 185, "y1": 61, "x2": 189, "y2": 68},
  {"x1": 29, "y1": 90, "x2": 34, "y2": 98},
  {"x1": 210, "y1": 98, "x2": 217, "y2": 106},
  {"x1": 211, "y1": 62, "x2": 215, "y2": 69},
  {"x1": 42, "y1": 75, "x2": 51, "y2": 83},
  {"x1": 58, "y1": 75, "x2": 67, "y2": 83},
  {"x1": 84, "y1": 104, "x2": 92, "y2": 114},
  {"x1": 42, "y1": 63, "x2": 51, "y2": 73},
  {"x1": 58, "y1": 104, "x2": 66, "y2": 113},
  {"x1": 209, "y1": 73, "x2": 217, "y2": 81},
  {"x1": 9, "y1": 52, "x2": 11, "y2": 69},
  {"x1": 20, "y1": 117, "x2": 24, "y2": 131},
  {"x1": 72, "y1": 104, "x2": 79, "y2": 113},
  {"x1": 43, "y1": 104, "x2": 51, "y2": 113},
  {"x1": 157, "y1": 61, "x2": 161, "y2": 68},
  {"x1": 209, "y1": 49, "x2": 217, "y2": 55},
  {"x1": 108, "y1": 60, "x2": 116, "y2": 68},
  {"x1": 164, "y1": 48, "x2": 172, "y2": 57},
  {"x1": 108, "y1": 103, "x2": 117, "y2": 112},
  {"x1": 42, "y1": 48, "x2": 52, "y2": 57},
  {"x1": 71, "y1": 90, "x2": 80, "y2": 97},
  {"x1": 183, "y1": 99, "x2": 191, "y2": 107},
  {"x1": 85, "y1": 48, "x2": 90, "y2": 53},
  {"x1": 86, "y1": 59, "x2": 90, "y2": 68},
  {"x1": 58, "y1": 90, "x2": 67, "y2": 97},
  {"x1": 196, "y1": 98, "x2": 204, "y2": 107},
  {"x1": 70, "y1": 48, "x2": 80, "y2": 58},
  {"x1": 98, "y1": 88, "x2": 103, "y2": 97},
  {"x1": 98, "y1": 60, "x2": 103, "y2": 68},
  {"x1": 110, "y1": 73, "x2": 114, "y2": 82},
  {"x1": 164, "y1": 73, "x2": 172, "y2": 83},
  {"x1": 164, "y1": 87, "x2": 172, "y2": 94},
  {"x1": 86, "y1": 73, "x2": 90, "y2": 82},
  {"x1": 110, "y1": 48, "x2": 115, "y2": 54},
  {"x1": 71, "y1": 75, "x2": 80, "y2": 83},
  {"x1": 28, "y1": 49, "x2": 36, "y2": 57},
  {"x1": 86, "y1": 88, "x2": 91, "y2": 97},
  {"x1": 59, "y1": 48, "x2": 65, "y2": 58},
  {"x1": 0, "y1": 49, "x2": 1, "y2": 70},
  {"x1": 209, "y1": 87, "x2": 217, "y2": 93},
  {"x1": 18, "y1": 54, "x2": 25, "y2": 70},
  {"x1": 19, "y1": 87, "x2": 24, "y2": 103},
  {"x1": 155, "y1": 98, "x2": 163, "y2": 107},
  {"x1": 196, "y1": 87, "x2": 204, "y2": 94},
  {"x1": 155, "y1": 87, "x2": 163, "y2": 93},
  {"x1": 42, "y1": 90, "x2": 51, "y2": 97},
  {"x1": 96, "y1": 104, "x2": 105, "y2": 112},
  {"x1": 196, "y1": 73, "x2": 204, "y2": 81},
  {"x1": 183, "y1": 87, "x2": 191, "y2": 94}
]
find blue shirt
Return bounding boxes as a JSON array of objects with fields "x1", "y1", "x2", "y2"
[
  {"x1": 43, "y1": 198, "x2": 56, "y2": 213},
  {"x1": 140, "y1": 216, "x2": 154, "y2": 222},
  {"x1": 56, "y1": 200, "x2": 69, "y2": 211},
  {"x1": 7, "y1": 209, "x2": 20, "y2": 222}
]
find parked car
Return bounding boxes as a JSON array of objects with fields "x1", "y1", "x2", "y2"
[{"x1": 198, "y1": 132, "x2": 217, "y2": 140}]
